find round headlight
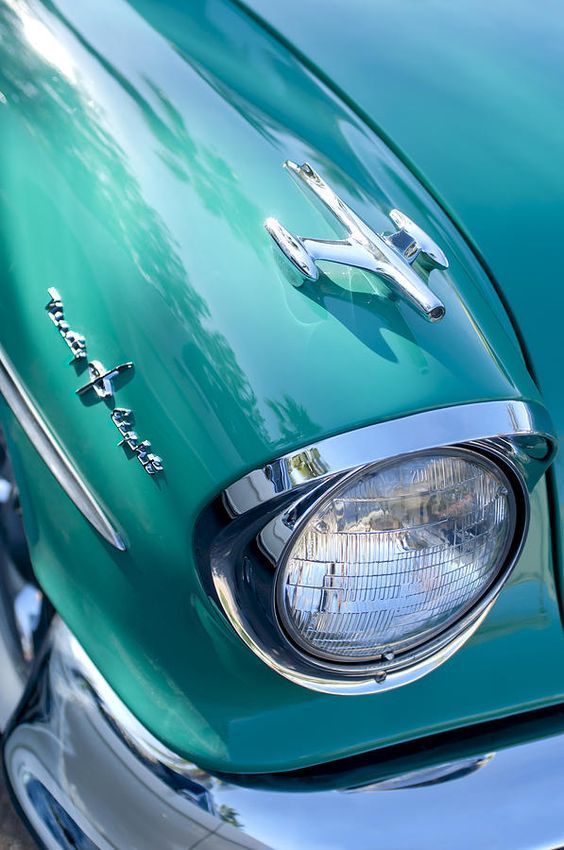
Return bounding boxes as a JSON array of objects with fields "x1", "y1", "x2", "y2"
[{"x1": 275, "y1": 448, "x2": 518, "y2": 664}]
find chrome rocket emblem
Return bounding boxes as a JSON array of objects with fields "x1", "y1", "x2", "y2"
[
  {"x1": 265, "y1": 161, "x2": 448, "y2": 322},
  {"x1": 45, "y1": 290, "x2": 163, "y2": 476}
]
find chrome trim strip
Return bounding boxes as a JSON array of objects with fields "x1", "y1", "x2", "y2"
[
  {"x1": 4, "y1": 618, "x2": 564, "y2": 850},
  {"x1": 224, "y1": 399, "x2": 555, "y2": 515},
  {"x1": 0, "y1": 345, "x2": 126, "y2": 551}
]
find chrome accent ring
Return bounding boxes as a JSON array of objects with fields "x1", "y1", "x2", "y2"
[
  {"x1": 272, "y1": 446, "x2": 522, "y2": 667},
  {"x1": 210, "y1": 400, "x2": 556, "y2": 695}
]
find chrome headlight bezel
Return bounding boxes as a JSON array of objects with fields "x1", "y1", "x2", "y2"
[
  {"x1": 272, "y1": 445, "x2": 520, "y2": 666},
  {"x1": 199, "y1": 401, "x2": 556, "y2": 696}
]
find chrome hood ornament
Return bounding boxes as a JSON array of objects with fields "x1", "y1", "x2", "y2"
[{"x1": 265, "y1": 161, "x2": 448, "y2": 322}]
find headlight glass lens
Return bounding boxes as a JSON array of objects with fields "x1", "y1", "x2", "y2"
[{"x1": 276, "y1": 449, "x2": 516, "y2": 662}]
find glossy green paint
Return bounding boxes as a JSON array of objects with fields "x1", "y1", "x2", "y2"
[
  {"x1": 242, "y1": 0, "x2": 564, "y2": 637},
  {"x1": 0, "y1": 0, "x2": 560, "y2": 773}
]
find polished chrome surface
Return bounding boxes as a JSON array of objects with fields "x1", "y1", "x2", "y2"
[
  {"x1": 213, "y1": 400, "x2": 555, "y2": 694},
  {"x1": 214, "y1": 580, "x2": 496, "y2": 696},
  {"x1": 76, "y1": 360, "x2": 134, "y2": 400},
  {"x1": 0, "y1": 344, "x2": 125, "y2": 551},
  {"x1": 265, "y1": 161, "x2": 447, "y2": 321},
  {"x1": 387, "y1": 209, "x2": 449, "y2": 270},
  {"x1": 5, "y1": 618, "x2": 564, "y2": 850},
  {"x1": 45, "y1": 288, "x2": 87, "y2": 362},
  {"x1": 357, "y1": 753, "x2": 495, "y2": 791},
  {"x1": 224, "y1": 400, "x2": 555, "y2": 515}
]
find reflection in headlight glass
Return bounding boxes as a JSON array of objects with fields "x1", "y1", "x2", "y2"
[{"x1": 277, "y1": 451, "x2": 515, "y2": 661}]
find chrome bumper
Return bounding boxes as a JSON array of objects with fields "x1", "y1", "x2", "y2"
[{"x1": 3, "y1": 618, "x2": 564, "y2": 850}]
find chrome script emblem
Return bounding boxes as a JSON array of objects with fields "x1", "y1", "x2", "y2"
[
  {"x1": 46, "y1": 287, "x2": 87, "y2": 360},
  {"x1": 112, "y1": 409, "x2": 163, "y2": 476},
  {"x1": 45, "y1": 290, "x2": 163, "y2": 476},
  {"x1": 265, "y1": 161, "x2": 448, "y2": 322}
]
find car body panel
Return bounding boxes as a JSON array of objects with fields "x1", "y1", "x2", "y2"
[{"x1": 0, "y1": 0, "x2": 560, "y2": 772}]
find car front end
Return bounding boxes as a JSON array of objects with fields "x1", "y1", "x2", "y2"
[{"x1": 1, "y1": 1, "x2": 563, "y2": 848}]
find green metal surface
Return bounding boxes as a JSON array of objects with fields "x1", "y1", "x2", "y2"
[
  {"x1": 241, "y1": 0, "x2": 564, "y2": 626},
  {"x1": 0, "y1": 0, "x2": 561, "y2": 773}
]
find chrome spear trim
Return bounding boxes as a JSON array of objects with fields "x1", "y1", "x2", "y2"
[
  {"x1": 266, "y1": 161, "x2": 448, "y2": 322},
  {"x1": 0, "y1": 345, "x2": 126, "y2": 551}
]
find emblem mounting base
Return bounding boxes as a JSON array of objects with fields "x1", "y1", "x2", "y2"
[{"x1": 76, "y1": 360, "x2": 134, "y2": 400}]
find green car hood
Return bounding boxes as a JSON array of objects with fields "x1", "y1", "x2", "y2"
[
  {"x1": 242, "y1": 0, "x2": 564, "y2": 520},
  {"x1": 0, "y1": 0, "x2": 562, "y2": 774}
]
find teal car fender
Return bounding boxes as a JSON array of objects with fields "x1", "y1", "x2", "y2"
[
  {"x1": 0, "y1": 0, "x2": 560, "y2": 775},
  {"x1": 243, "y1": 0, "x2": 564, "y2": 605}
]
